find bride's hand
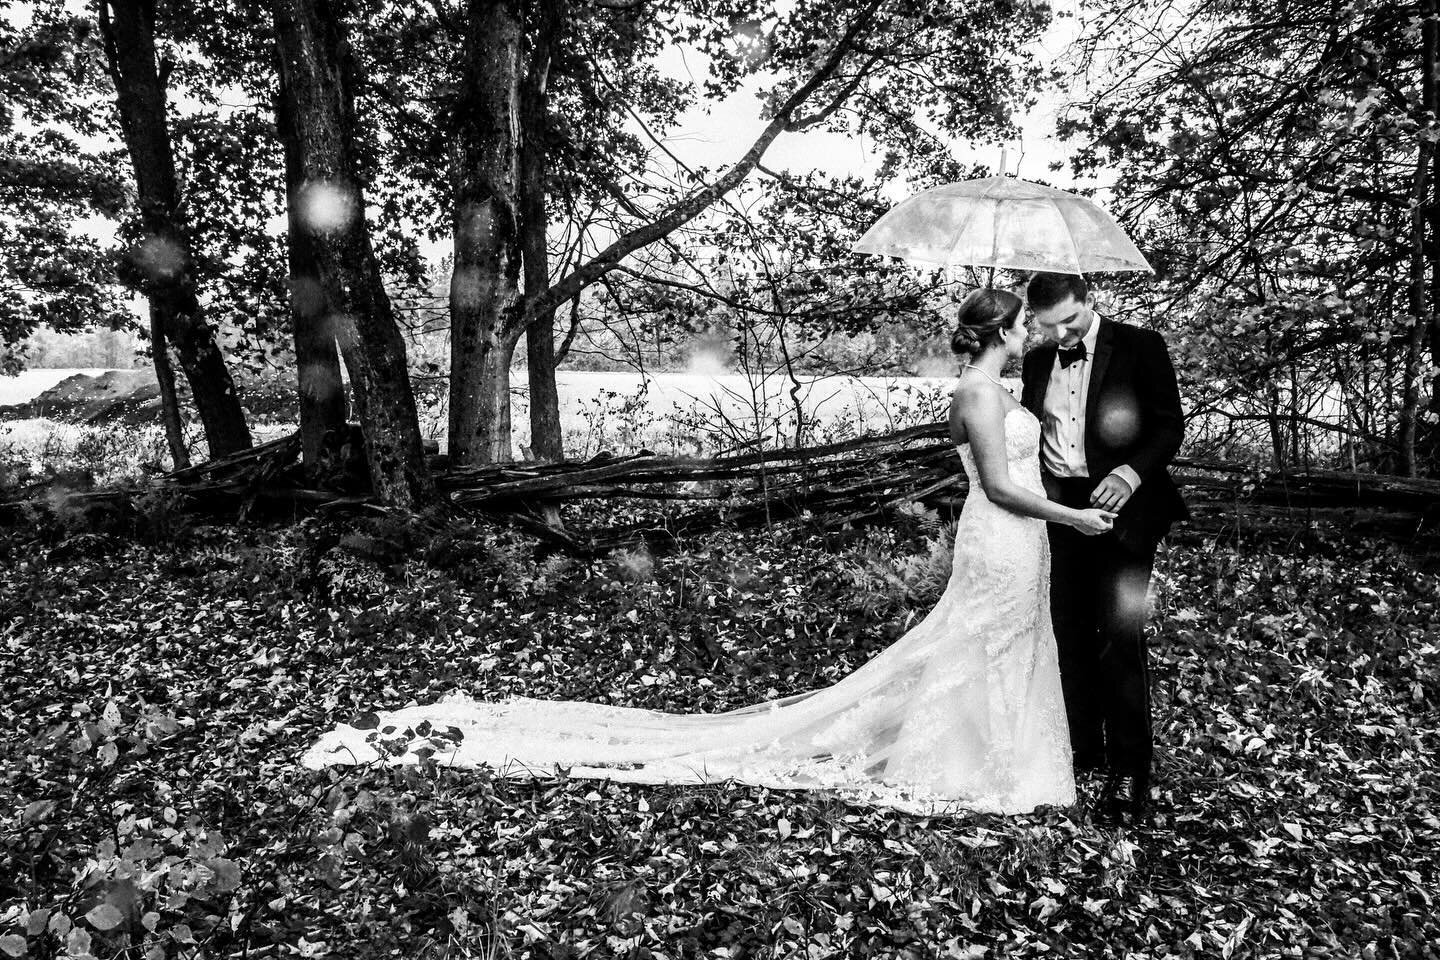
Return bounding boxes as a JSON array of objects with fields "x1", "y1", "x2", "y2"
[{"x1": 1071, "y1": 507, "x2": 1118, "y2": 536}]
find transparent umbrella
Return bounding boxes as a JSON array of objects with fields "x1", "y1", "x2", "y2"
[{"x1": 852, "y1": 175, "x2": 1152, "y2": 276}]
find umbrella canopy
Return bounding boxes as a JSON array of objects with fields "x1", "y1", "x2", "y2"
[{"x1": 852, "y1": 175, "x2": 1152, "y2": 275}]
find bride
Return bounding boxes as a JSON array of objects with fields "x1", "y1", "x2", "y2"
[{"x1": 303, "y1": 288, "x2": 1117, "y2": 816}]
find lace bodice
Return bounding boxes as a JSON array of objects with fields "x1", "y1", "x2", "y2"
[
  {"x1": 303, "y1": 401, "x2": 1074, "y2": 816},
  {"x1": 956, "y1": 405, "x2": 1046, "y2": 503}
]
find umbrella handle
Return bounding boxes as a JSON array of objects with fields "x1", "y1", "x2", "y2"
[{"x1": 990, "y1": 146, "x2": 1006, "y2": 284}]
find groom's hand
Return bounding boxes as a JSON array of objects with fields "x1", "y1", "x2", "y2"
[{"x1": 1090, "y1": 474, "x2": 1134, "y2": 512}]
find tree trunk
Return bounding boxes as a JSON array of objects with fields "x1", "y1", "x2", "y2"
[
  {"x1": 1400, "y1": 0, "x2": 1438, "y2": 476},
  {"x1": 453, "y1": 329, "x2": 520, "y2": 464},
  {"x1": 521, "y1": 0, "x2": 563, "y2": 462},
  {"x1": 98, "y1": 0, "x2": 252, "y2": 460},
  {"x1": 1402, "y1": 147, "x2": 1435, "y2": 476},
  {"x1": 288, "y1": 228, "x2": 350, "y2": 469},
  {"x1": 1425, "y1": 0, "x2": 1439, "y2": 459},
  {"x1": 149, "y1": 309, "x2": 190, "y2": 470},
  {"x1": 524, "y1": 304, "x2": 562, "y2": 460},
  {"x1": 447, "y1": 0, "x2": 526, "y2": 466},
  {"x1": 271, "y1": 0, "x2": 434, "y2": 507},
  {"x1": 1266, "y1": 364, "x2": 1286, "y2": 467},
  {"x1": 275, "y1": 50, "x2": 347, "y2": 470}
]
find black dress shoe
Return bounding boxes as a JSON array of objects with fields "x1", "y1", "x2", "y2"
[
  {"x1": 1095, "y1": 772, "x2": 1126, "y2": 823},
  {"x1": 1097, "y1": 772, "x2": 1151, "y2": 825},
  {"x1": 1127, "y1": 772, "x2": 1152, "y2": 819},
  {"x1": 1129, "y1": 772, "x2": 1151, "y2": 803}
]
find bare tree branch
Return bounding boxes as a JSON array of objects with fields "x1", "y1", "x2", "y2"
[{"x1": 519, "y1": 0, "x2": 885, "y2": 330}]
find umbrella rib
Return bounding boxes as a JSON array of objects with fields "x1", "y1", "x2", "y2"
[
  {"x1": 1063, "y1": 206, "x2": 1086, "y2": 276},
  {"x1": 945, "y1": 201, "x2": 986, "y2": 271},
  {"x1": 989, "y1": 199, "x2": 1001, "y2": 276}
]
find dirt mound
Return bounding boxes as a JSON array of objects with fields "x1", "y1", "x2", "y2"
[{"x1": 0, "y1": 369, "x2": 302, "y2": 425}]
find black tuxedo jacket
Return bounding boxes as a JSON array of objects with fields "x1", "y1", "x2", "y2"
[{"x1": 1020, "y1": 317, "x2": 1189, "y2": 550}]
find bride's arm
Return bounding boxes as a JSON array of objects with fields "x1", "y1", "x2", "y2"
[{"x1": 956, "y1": 385, "x2": 1104, "y2": 531}]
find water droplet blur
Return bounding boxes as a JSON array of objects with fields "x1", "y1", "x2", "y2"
[
  {"x1": 727, "y1": 19, "x2": 772, "y2": 67},
  {"x1": 1095, "y1": 393, "x2": 1140, "y2": 448},
  {"x1": 298, "y1": 181, "x2": 355, "y2": 232},
  {"x1": 1116, "y1": 576, "x2": 1151, "y2": 620},
  {"x1": 685, "y1": 345, "x2": 729, "y2": 378},
  {"x1": 613, "y1": 546, "x2": 655, "y2": 583},
  {"x1": 134, "y1": 235, "x2": 186, "y2": 281}
]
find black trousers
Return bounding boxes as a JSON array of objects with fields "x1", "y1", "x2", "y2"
[{"x1": 1043, "y1": 473, "x2": 1157, "y2": 780}]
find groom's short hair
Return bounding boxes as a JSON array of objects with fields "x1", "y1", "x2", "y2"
[{"x1": 1026, "y1": 272, "x2": 1089, "y2": 311}]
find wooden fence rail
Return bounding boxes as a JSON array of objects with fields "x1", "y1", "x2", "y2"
[{"x1": 4, "y1": 422, "x2": 1437, "y2": 554}]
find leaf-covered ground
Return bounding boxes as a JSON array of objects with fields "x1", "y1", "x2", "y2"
[{"x1": 1, "y1": 504, "x2": 1437, "y2": 959}]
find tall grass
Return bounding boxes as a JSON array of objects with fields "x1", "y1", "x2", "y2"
[{"x1": 0, "y1": 419, "x2": 298, "y2": 490}]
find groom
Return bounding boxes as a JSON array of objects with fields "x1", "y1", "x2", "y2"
[{"x1": 1020, "y1": 272, "x2": 1187, "y2": 823}]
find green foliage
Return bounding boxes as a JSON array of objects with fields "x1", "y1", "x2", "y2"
[
  {"x1": 0, "y1": 507, "x2": 1437, "y2": 957},
  {"x1": 838, "y1": 520, "x2": 955, "y2": 614},
  {"x1": 0, "y1": 4, "x2": 132, "y2": 371},
  {"x1": 1061, "y1": 0, "x2": 1440, "y2": 472},
  {"x1": 0, "y1": 0, "x2": 431, "y2": 383}
]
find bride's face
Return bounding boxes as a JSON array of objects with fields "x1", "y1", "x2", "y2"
[{"x1": 1001, "y1": 310, "x2": 1028, "y2": 360}]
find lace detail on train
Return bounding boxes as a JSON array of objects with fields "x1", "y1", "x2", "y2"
[{"x1": 302, "y1": 406, "x2": 1075, "y2": 816}]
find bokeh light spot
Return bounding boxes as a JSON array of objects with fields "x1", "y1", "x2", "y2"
[
  {"x1": 133, "y1": 235, "x2": 186, "y2": 281},
  {"x1": 298, "y1": 181, "x2": 355, "y2": 233}
]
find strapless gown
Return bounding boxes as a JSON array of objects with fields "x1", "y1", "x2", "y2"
[{"x1": 303, "y1": 406, "x2": 1075, "y2": 815}]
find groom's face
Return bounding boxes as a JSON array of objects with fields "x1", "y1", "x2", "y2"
[{"x1": 1030, "y1": 295, "x2": 1094, "y2": 348}]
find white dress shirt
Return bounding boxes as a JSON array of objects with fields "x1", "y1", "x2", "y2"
[{"x1": 1040, "y1": 314, "x2": 1143, "y2": 493}]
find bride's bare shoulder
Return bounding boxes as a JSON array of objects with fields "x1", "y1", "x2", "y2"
[
  {"x1": 949, "y1": 377, "x2": 1009, "y2": 444},
  {"x1": 951, "y1": 378, "x2": 1007, "y2": 413}
]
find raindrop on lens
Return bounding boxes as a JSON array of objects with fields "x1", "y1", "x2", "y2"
[
  {"x1": 1096, "y1": 396, "x2": 1141, "y2": 448},
  {"x1": 298, "y1": 181, "x2": 355, "y2": 232},
  {"x1": 134, "y1": 235, "x2": 185, "y2": 281}
]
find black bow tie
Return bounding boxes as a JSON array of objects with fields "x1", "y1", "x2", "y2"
[{"x1": 1058, "y1": 342, "x2": 1088, "y2": 369}]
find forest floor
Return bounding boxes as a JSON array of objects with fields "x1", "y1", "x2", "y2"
[{"x1": 1, "y1": 501, "x2": 1437, "y2": 960}]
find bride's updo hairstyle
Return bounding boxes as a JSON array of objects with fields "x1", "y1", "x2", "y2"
[{"x1": 950, "y1": 287, "x2": 1024, "y2": 357}]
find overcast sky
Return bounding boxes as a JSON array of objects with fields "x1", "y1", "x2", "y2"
[{"x1": 647, "y1": 0, "x2": 1097, "y2": 188}]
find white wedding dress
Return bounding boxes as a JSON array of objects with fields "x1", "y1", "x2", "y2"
[{"x1": 303, "y1": 406, "x2": 1075, "y2": 816}]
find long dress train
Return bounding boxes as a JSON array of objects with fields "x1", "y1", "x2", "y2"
[{"x1": 302, "y1": 406, "x2": 1075, "y2": 816}]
